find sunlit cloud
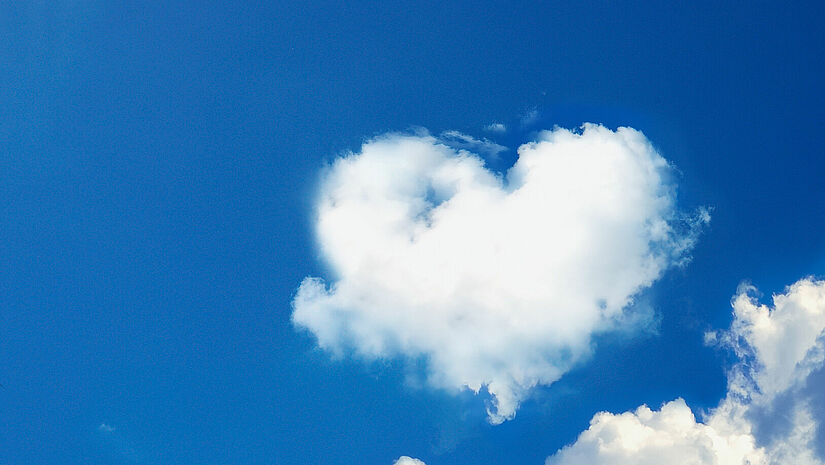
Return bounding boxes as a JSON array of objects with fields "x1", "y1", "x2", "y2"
[{"x1": 294, "y1": 124, "x2": 707, "y2": 423}]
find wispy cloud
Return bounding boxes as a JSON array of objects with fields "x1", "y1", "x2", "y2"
[
  {"x1": 438, "y1": 130, "x2": 507, "y2": 159},
  {"x1": 98, "y1": 423, "x2": 116, "y2": 433},
  {"x1": 483, "y1": 122, "x2": 507, "y2": 133}
]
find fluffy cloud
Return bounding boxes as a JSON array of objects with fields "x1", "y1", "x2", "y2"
[
  {"x1": 546, "y1": 399, "x2": 763, "y2": 465},
  {"x1": 723, "y1": 280, "x2": 825, "y2": 399},
  {"x1": 547, "y1": 278, "x2": 825, "y2": 465},
  {"x1": 393, "y1": 457, "x2": 426, "y2": 465},
  {"x1": 293, "y1": 124, "x2": 707, "y2": 423}
]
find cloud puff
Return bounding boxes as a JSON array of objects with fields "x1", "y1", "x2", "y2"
[
  {"x1": 293, "y1": 124, "x2": 707, "y2": 423},
  {"x1": 393, "y1": 457, "x2": 427, "y2": 465},
  {"x1": 547, "y1": 399, "x2": 763, "y2": 465},
  {"x1": 547, "y1": 278, "x2": 825, "y2": 465}
]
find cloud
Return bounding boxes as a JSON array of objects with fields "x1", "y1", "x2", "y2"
[
  {"x1": 293, "y1": 124, "x2": 707, "y2": 423},
  {"x1": 438, "y1": 130, "x2": 507, "y2": 159},
  {"x1": 547, "y1": 278, "x2": 825, "y2": 465},
  {"x1": 393, "y1": 457, "x2": 427, "y2": 465},
  {"x1": 722, "y1": 280, "x2": 825, "y2": 400},
  {"x1": 547, "y1": 399, "x2": 763, "y2": 465},
  {"x1": 484, "y1": 122, "x2": 507, "y2": 133},
  {"x1": 98, "y1": 423, "x2": 116, "y2": 433}
]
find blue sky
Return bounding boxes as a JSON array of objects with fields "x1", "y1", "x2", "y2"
[{"x1": 2, "y1": 1, "x2": 825, "y2": 464}]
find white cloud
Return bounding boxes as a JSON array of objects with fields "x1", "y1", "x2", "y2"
[
  {"x1": 547, "y1": 399, "x2": 764, "y2": 465},
  {"x1": 439, "y1": 130, "x2": 507, "y2": 158},
  {"x1": 722, "y1": 280, "x2": 825, "y2": 399},
  {"x1": 546, "y1": 278, "x2": 825, "y2": 465},
  {"x1": 97, "y1": 423, "x2": 115, "y2": 433},
  {"x1": 393, "y1": 457, "x2": 426, "y2": 465},
  {"x1": 484, "y1": 122, "x2": 507, "y2": 133},
  {"x1": 293, "y1": 124, "x2": 707, "y2": 423}
]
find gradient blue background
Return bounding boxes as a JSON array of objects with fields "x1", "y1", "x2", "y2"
[{"x1": 2, "y1": 1, "x2": 824, "y2": 464}]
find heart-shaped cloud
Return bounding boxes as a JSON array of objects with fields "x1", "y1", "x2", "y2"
[{"x1": 293, "y1": 124, "x2": 708, "y2": 423}]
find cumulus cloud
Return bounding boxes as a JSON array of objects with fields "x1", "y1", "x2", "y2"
[
  {"x1": 547, "y1": 278, "x2": 825, "y2": 465},
  {"x1": 722, "y1": 280, "x2": 825, "y2": 400},
  {"x1": 293, "y1": 124, "x2": 707, "y2": 423},
  {"x1": 393, "y1": 456, "x2": 427, "y2": 465},
  {"x1": 547, "y1": 399, "x2": 763, "y2": 465}
]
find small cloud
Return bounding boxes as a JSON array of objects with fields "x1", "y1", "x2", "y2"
[
  {"x1": 703, "y1": 330, "x2": 718, "y2": 346},
  {"x1": 484, "y1": 122, "x2": 507, "y2": 133},
  {"x1": 394, "y1": 457, "x2": 426, "y2": 465},
  {"x1": 98, "y1": 423, "x2": 115, "y2": 433},
  {"x1": 438, "y1": 130, "x2": 507, "y2": 159}
]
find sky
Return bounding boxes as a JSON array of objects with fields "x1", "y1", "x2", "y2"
[{"x1": 1, "y1": 1, "x2": 825, "y2": 464}]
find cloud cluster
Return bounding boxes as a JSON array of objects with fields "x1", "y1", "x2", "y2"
[
  {"x1": 547, "y1": 278, "x2": 825, "y2": 465},
  {"x1": 293, "y1": 124, "x2": 707, "y2": 423}
]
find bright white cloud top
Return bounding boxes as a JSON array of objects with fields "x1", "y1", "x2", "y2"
[
  {"x1": 293, "y1": 124, "x2": 708, "y2": 423},
  {"x1": 547, "y1": 278, "x2": 825, "y2": 465},
  {"x1": 393, "y1": 457, "x2": 427, "y2": 465}
]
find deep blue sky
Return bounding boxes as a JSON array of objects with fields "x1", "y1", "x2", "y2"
[{"x1": 2, "y1": 1, "x2": 824, "y2": 464}]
